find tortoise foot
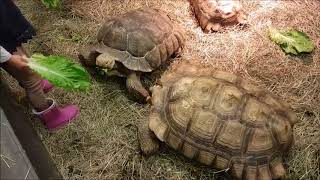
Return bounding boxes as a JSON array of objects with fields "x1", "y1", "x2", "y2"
[
  {"x1": 126, "y1": 73, "x2": 150, "y2": 103},
  {"x1": 205, "y1": 22, "x2": 222, "y2": 33},
  {"x1": 237, "y1": 13, "x2": 248, "y2": 26},
  {"x1": 138, "y1": 119, "x2": 160, "y2": 156}
]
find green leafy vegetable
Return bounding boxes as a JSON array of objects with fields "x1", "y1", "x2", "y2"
[
  {"x1": 28, "y1": 54, "x2": 91, "y2": 90},
  {"x1": 41, "y1": 0, "x2": 62, "y2": 9},
  {"x1": 268, "y1": 28, "x2": 314, "y2": 55}
]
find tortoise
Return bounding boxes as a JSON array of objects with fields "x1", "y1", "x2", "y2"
[
  {"x1": 79, "y1": 8, "x2": 186, "y2": 102},
  {"x1": 139, "y1": 62, "x2": 297, "y2": 179},
  {"x1": 190, "y1": 0, "x2": 247, "y2": 32}
]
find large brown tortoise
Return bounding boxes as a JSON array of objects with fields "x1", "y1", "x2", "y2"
[
  {"x1": 139, "y1": 62, "x2": 297, "y2": 179},
  {"x1": 190, "y1": 0, "x2": 247, "y2": 32},
  {"x1": 80, "y1": 8, "x2": 186, "y2": 102}
]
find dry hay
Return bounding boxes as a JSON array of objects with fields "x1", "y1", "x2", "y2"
[{"x1": 12, "y1": 0, "x2": 320, "y2": 179}]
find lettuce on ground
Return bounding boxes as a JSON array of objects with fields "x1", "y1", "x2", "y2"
[
  {"x1": 41, "y1": 0, "x2": 62, "y2": 9},
  {"x1": 268, "y1": 28, "x2": 314, "y2": 55}
]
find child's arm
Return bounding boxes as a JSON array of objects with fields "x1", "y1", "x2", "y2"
[
  {"x1": 0, "y1": 46, "x2": 12, "y2": 63},
  {"x1": 1, "y1": 46, "x2": 28, "y2": 70}
]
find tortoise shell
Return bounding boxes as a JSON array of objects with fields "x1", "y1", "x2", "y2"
[
  {"x1": 149, "y1": 63, "x2": 297, "y2": 179},
  {"x1": 95, "y1": 8, "x2": 186, "y2": 72}
]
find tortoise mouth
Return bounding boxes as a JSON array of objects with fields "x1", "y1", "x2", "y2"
[
  {"x1": 97, "y1": 65, "x2": 114, "y2": 70},
  {"x1": 104, "y1": 61, "x2": 119, "y2": 70},
  {"x1": 100, "y1": 67, "x2": 126, "y2": 77},
  {"x1": 96, "y1": 62, "x2": 125, "y2": 77}
]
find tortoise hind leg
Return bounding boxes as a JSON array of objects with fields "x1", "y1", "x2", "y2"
[
  {"x1": 171, "y1": 47, "x2": 182, "y2": 58},
  {"x1": 138, "y1": 118, "x2": 160, "y2": 156},
  {"x1": 270, "y1": 158, "x2": 286, "y2": 179},
  {"x1": 126, "y1": 72, "x2": 150, "y2": 103}
]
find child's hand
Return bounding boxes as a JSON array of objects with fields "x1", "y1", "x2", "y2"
[{"x1": 6, "y1": 55, "x2": 29, "y2": 70}]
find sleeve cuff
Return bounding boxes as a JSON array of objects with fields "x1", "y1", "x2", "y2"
[{"x1": 0, "y1": 46, "x2": 12, "y2": 63}]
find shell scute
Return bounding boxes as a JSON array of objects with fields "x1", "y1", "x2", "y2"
[
  {"x1": 198, "y1": 151, "x2": 216, "y2": 166},
  {"x1": 247, "y1": 128, "x2": 273, "y2": 153},
  {"x1": 189, "y1": 78, "x2": 219, "y2": 107},
  {"x1": 101, "y1": 22, "x2": 127, "y2": 51},
  {"x1": 127, "y1": 31, "x2": 155, "y2": 57},
  {"x1": 214, "y1": 85, "x2": 244, "y2": 117},
  {"x1": 167, "y1": 99, "x2": 193, "y2": 130},
  {"x1": 189, "y1": 110, "x2": 220, "y2": 141},
  {"x1": 241, "y1": 98, "x2": 271, "y2": 126},
  {"x1": 216, "y1": 121, "x2": 246, "y2": 150}
]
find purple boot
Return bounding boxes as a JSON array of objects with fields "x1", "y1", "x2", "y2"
[
  {"x1": 40, "y1": 79, "x2": 54, "y2": 93},
  {"x1": 32, "y1": 98, "x2": 79, "y2": 131}
]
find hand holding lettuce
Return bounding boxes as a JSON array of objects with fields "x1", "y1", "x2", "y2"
[{"x1": 27, "y1": 54, "x2": 91, "y2": 90}]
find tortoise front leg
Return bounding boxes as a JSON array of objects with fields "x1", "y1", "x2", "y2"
[
  {"x1": 237, "y1": 12, "x2": 247, "y2": 25},
  {"x1": 138, "y1": 117, "x2": 160, "y2": 156},
  {"x1": 126, "y1": 72, "x2": 150, "y2": 103},
  {"x1": 206, "y1": 22, "x2": 222, "y2": 32}
]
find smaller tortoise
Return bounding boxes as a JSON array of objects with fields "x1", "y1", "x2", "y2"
[
  {"x1": 190, "y1": 0, "x2": 247, "y2": 32},
  {"x1": 139, "y1": 62, "x2": 297, "y2": 179},
  {"x1": 80, "y1": 8, "x2": 186, "y2": 102}
]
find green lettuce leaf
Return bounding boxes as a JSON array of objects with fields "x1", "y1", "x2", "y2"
[
  {"x1": 28, "y1": 54, "x2": 91, "y2": 90},
  {"x1": 41, "y1": 0, "x2": 62, "y2": 9},
  {"x1": 268, "y1": 28, "x2": 315, "y2": 55}
]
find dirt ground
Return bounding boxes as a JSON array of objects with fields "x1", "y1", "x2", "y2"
[{"x1": 7, "y1": 0, "x2": 320, "y2": 179}]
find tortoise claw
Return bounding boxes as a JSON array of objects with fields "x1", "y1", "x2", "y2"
[
  {"x1": 205, "y1": 22, "x2": 222, "y2": 33},
  {"x1": 146, "y1": 96, "x2": 152, "y2": 104}
]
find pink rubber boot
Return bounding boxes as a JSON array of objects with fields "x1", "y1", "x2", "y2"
[
  {"x1": 32, "y1": 98, "x2": 79, "y2": 131},
  {"x1": 40, "y1": 79, "x2": 54, "y2": 93}
]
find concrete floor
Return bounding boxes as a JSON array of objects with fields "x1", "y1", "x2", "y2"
[
  {"x1": 0, "y1": 78, "x2": 62, "y2": 180},
  {"x1": 1, "y1": 107, "x2": 39, "y2": 179}
]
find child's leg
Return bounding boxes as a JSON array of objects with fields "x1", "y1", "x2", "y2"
[{"x1": 2, "y1": 61, "x2": 50, "y2": 111}]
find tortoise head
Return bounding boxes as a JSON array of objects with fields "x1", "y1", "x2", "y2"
[
  {"x1": 208, "y1": 0, "x2": 240, "y2": 20},
  {"x1": 96, "y1": 53, "x2": 118, "y2": 70}
]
